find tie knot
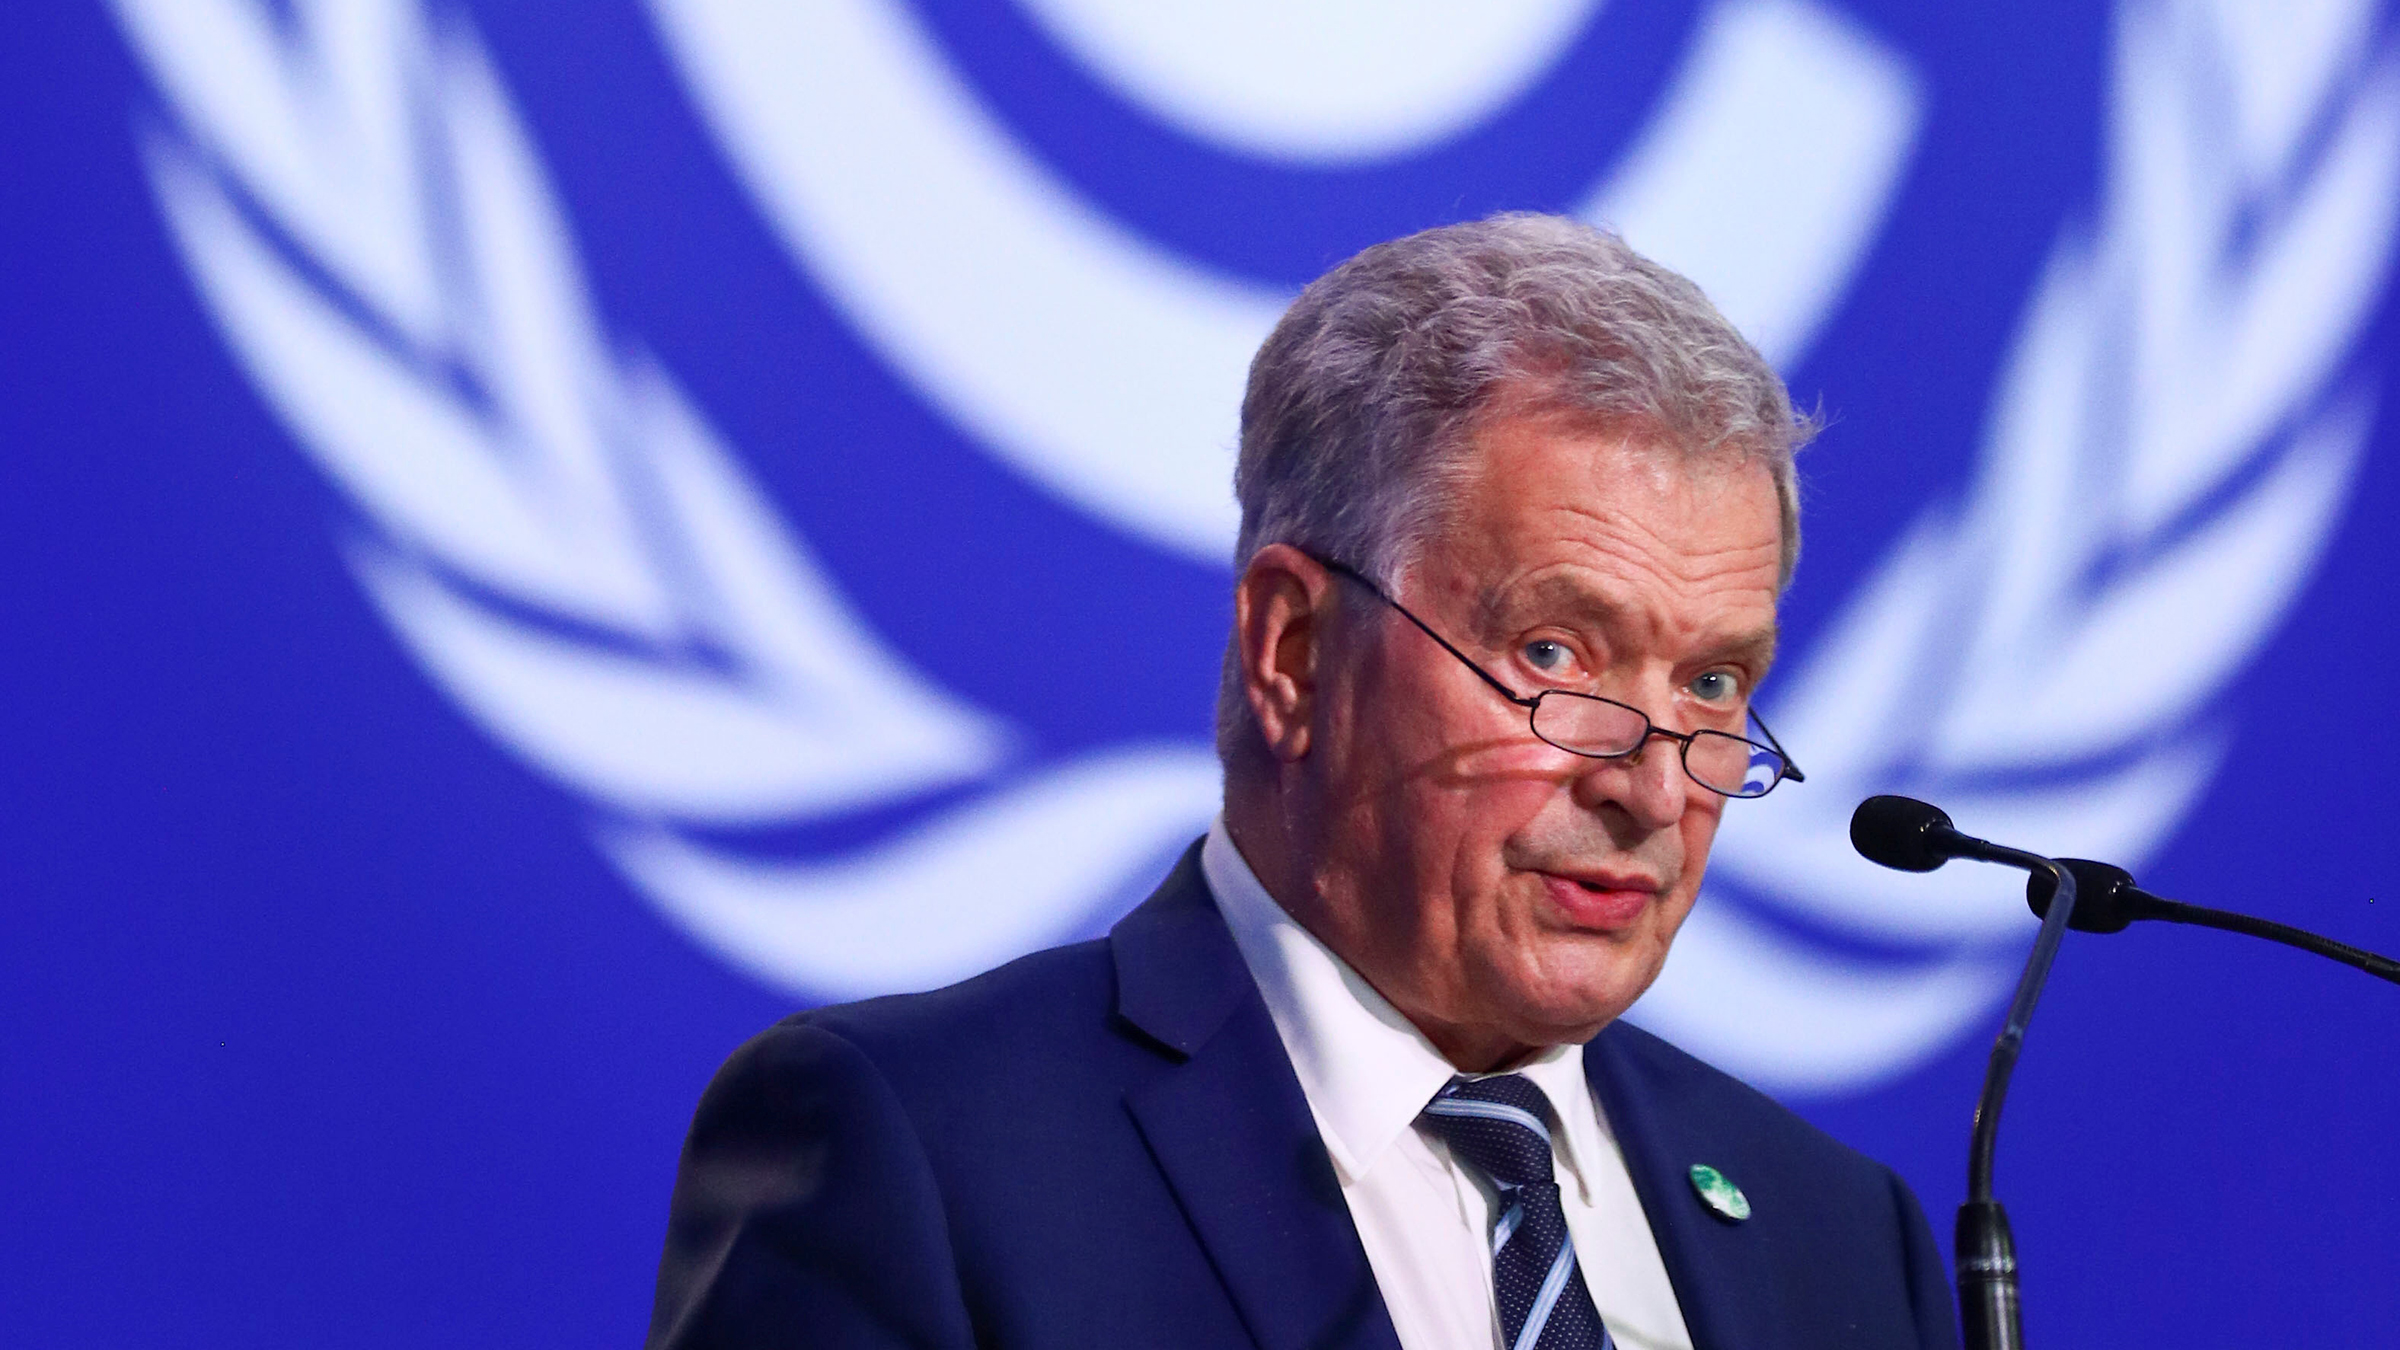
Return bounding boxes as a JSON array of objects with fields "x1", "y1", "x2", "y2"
[{"x1": 1417, "y1": 1074, "x2": 1558, "y2": 1189}]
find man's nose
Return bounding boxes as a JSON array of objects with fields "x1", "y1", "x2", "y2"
[{"x1": 1570, "y1": 728, "x2": 1686, "y2": 830}]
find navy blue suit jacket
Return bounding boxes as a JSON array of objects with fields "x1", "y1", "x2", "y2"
[{"x1": 647, "y1": 845, "x2": 1960, "y2": 1350}]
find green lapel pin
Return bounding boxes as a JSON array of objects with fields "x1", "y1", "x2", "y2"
[{"x1": 1688, "y1": 1164, "x2": 1750, "y2": 1222}]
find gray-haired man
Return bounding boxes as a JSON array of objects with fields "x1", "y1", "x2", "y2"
[{"x1": 649, "y1": 214, "x2": 1960, "y2": 1350}]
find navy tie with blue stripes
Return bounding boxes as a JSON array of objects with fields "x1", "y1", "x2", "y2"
[{"x1": 1418, "y1": 1075, "x2": 1616, "y2": 1350}]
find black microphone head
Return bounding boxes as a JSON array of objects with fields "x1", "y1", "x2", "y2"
[
  {"x1": 1850, "y1": 795, "x2": 1958, "y2": 872},
  {"x1": 2027, "y1": 858, "x2": 2144, "y2": 933}
]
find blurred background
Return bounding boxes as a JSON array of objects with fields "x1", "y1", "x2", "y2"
[{"x1": 6, "y1": 1, "x2": 2398, "y2": 1344}]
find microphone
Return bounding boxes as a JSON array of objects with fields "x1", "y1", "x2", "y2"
[
  {"x1": 2027, "y1": 859, "x2": 2400, "y2": 985},
  {"x1": 1850, "y1": 796, "x2": 2081, "y2": 1350},
  {"x1": 1851, "y1": 793, "x2": 2060, "y2": 876},
  {"x1": 1848, "y1": 793, "x2": 1960, "y2": 871}
]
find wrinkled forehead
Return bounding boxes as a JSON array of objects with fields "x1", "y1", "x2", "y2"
[
  {"x1": 1438, "y1": 394, "x2": 1798, "y2": 588},
  {"x1": 1426, "y1": 411, "x2": 1785, "y2": 559},
  {"x1": 1408, "y1": 417, "x2": 1786, "y2": 645}
]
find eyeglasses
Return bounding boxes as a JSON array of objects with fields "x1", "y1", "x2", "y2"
[{"x1": 1312, "y1": 556, "x2": 1805, "y2": 800}]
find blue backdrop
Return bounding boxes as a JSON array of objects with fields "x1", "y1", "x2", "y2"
[{"x1": 7, "y1": 2, "x2": 2399, "y2": 1345}]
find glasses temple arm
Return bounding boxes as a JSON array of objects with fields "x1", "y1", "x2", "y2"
[
  {"x1": 1312, "y1": 558, "x2": 1537, "y2": 708},
  {"x1": 1748, "y1": 706, "x2": 1805, "y2": 783}
]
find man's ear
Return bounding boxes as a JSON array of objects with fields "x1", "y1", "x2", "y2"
[{"x1": 1234, "y1": 544, "x2": 1334, "y2": 763}]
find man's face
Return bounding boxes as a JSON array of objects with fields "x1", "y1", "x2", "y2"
[{"x1": 1301, "y1": 413, "x2": 1783, "y2": 1065}]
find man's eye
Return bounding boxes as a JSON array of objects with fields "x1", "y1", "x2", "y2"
[
  {"x1": 1522, "y1": 640, "x2": 1571, "y2": 672},
  {"x1": 1690, "y1": 670, "x2": 1742, "y2": 703}
]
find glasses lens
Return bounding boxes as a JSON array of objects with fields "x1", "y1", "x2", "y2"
[
  {"x1": 1687, "y1": 731, "x2": 1785, "y2": 798},
  {"x1": 1528, "y1": 692, "x2": 1649, "y2": 756}
]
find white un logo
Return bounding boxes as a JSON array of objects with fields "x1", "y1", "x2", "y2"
[{"x1": 112, "y1": 0, "x2": 2400, "y2": 1092}]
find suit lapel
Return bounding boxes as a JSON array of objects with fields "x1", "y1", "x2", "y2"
[
  {"x1": 1585, "y1": 1025, "x2": 1792, "y2": 1350},
  {"x1": 1113, "y1": 846, "x2": 1403, "y2": 1350}
]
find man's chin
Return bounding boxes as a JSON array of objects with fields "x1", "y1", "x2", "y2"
[
  {"x1": 1489, "y1": 957, "x2": 1665, "y2": 1045},
  {"x1": 1473, "y1": 993, "x2": 1626, "y2": 1052}
]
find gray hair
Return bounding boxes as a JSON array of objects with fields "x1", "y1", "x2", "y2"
[{"x1": 1216, "y1": 212, "x2": 1812, "y2": 769}]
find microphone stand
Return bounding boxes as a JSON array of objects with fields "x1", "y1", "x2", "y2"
[
  {"x1": 1861, "y1": 806, "x2": 2398, "y2": 1349},
  {"x1": 1849, "y1": 797, "x2": 2084, "y2": 1350},
  {"x1": 1947, "y1": 838, "x2": 2078, "y2": 1350}
]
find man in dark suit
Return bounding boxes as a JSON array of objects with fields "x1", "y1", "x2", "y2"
[{"x1": 647, "y1": 214, "x2": 1960, "y2": 1350}]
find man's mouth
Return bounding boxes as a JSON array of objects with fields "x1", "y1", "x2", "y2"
[{"x1": 1534, "y1": 869, "x2": 1662, "y2": 930}]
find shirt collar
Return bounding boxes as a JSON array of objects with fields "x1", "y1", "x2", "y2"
[{"x1": 1202, "y1": 817, "x2": 1596, "y2": 1197}]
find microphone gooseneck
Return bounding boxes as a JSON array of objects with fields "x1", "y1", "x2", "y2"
[
  {"x1": 2027, "y1": 861, "x2": 2400, "y2": 985},
  {"x1": 1850, "y1": 795, "x2": 2080, "y2": 1350}
]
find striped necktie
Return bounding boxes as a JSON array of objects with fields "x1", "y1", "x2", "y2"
[{"x1": 1419, "y1": 1075, "x2": 1616, "y2": 1350}]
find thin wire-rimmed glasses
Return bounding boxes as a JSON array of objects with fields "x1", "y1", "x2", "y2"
[{"x1": 1312, "y1": 556, "x2": 1805, "y2": 799}]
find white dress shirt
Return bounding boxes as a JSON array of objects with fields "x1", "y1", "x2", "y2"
[{"x1": 1202, "y1": 819, "x2": 1694, "y2": 1350}]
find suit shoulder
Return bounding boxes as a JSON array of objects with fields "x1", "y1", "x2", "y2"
[
  {"x1": 729, "y1": 938, "x2": 1130, "y2": 1101},
  {"x1": 801, "y1": 936, "x2": 1111, "y2": 1038}
]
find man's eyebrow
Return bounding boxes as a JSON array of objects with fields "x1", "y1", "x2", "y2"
[
  {"x1": 1711, "y1": 625, "x2": 1780, "y2": 675},
  {"x1": 1470, "y1": 573, "x2": 1623, "y2": 639},
  {"x1": 1473, "y1": 574, "x2": 1781, "y2": 671}
]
